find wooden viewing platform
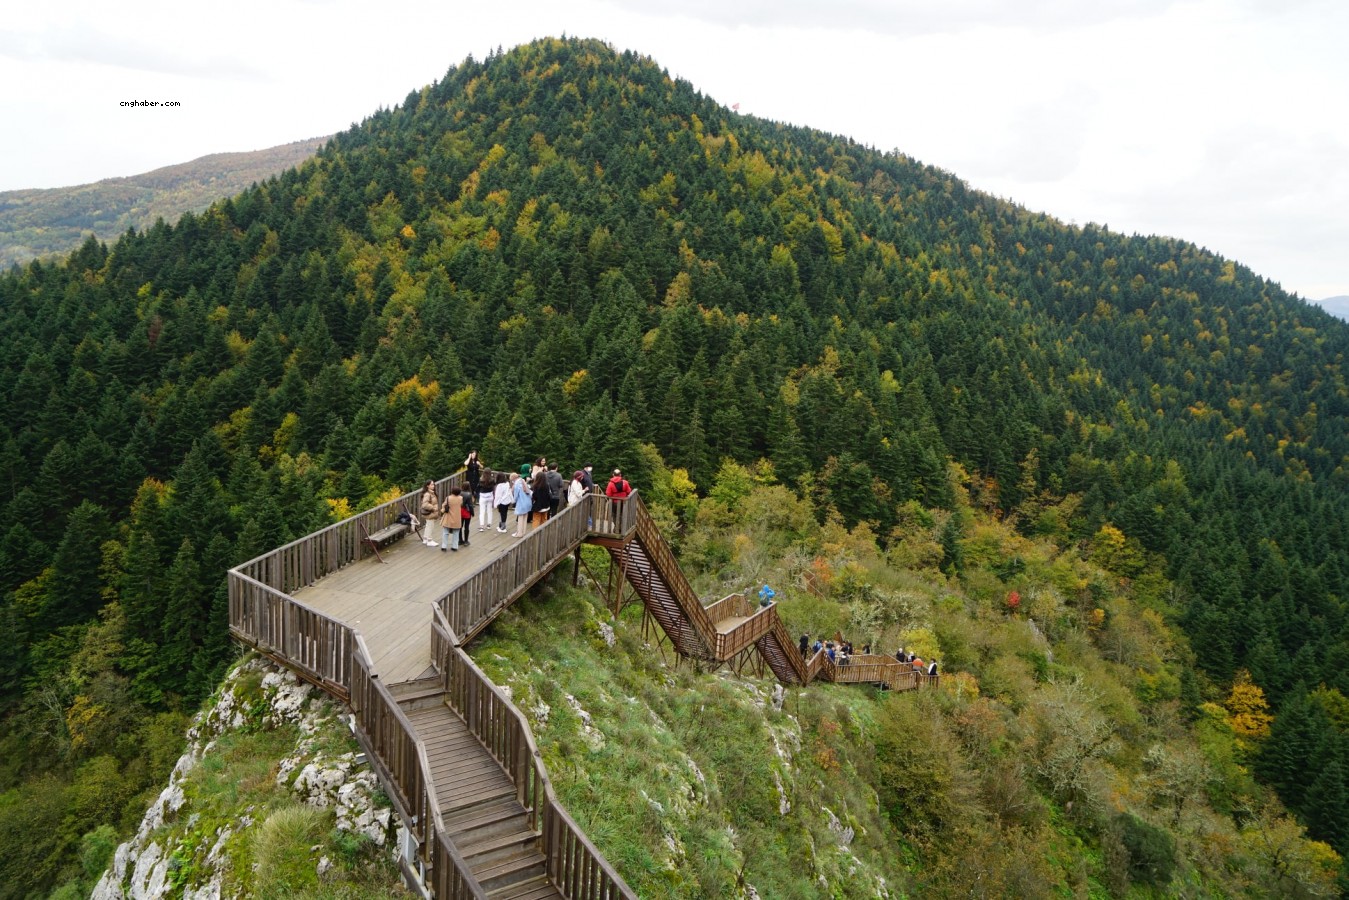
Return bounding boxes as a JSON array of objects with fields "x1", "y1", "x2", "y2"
[
  {"x1": 228, "y1": 469, "x2": 934, "y2": 899},
  {"x1": 291, "y1": 523, "x2": 540, "y2": 685}
]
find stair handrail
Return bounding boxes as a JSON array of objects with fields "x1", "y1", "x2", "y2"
[
  {"x1": 350, "y1": 631, "x2": 490, "y2": 899},
  {"x1": 761, "y1": 612, "x2": 809, "y2": 684},
  {"x1": 804, "y1": 648, "x2": 826, "y2": 682},
  {"x1": 432, "y1": 607, "x2": 635, "y2": 900},
  {"x1": 629, "y1": 494, "x2": 719, "y2": 642}
]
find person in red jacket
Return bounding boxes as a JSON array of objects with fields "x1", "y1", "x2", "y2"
[
  {"x1": 604, "y1": 468, "x2": 631, "y2": 530},
  {"x1": 605, "y1": 469, "x2": 631, "y2": 499}
]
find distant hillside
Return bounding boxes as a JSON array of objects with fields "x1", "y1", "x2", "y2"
[
  {"x1": 1318, "y1": 295, "x2": 1349, "y2": 321},
  {"x1": 0, "y1": 137, "x2": 328, "y2": 267}
]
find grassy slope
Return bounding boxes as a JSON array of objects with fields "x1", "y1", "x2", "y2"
[
  {"x1": 0, "y1": 137, "x2": 328, "y2": 267},
  {"x1": 475, "y1": 577, "x2": 902, "y2": 899},
  {"x1": 466, "y1": 463, "x2": 1343, "y2": 898}
]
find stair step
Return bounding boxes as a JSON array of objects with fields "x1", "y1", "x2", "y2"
[
  {"x1": 460, "y1": 822, "x2": 538, "y2": 860},
  {"x1": 443, "y1": 784, "x2": 518, "y2": 813},
  {"x1": 485, "y1": 874, "x2": 559, "y2": 899},
  {"x1": 388, "y1": 675, "x2": 442, "y2": 700},
  {"x1": 396, "y1": 686, "x2": 449, "y2": 711},
  {"x1": 475, "y1": 847, "x2": 548, "y2": 892},
  {"x1": 443, "y1": 797, "x2": 522, "y2": 835}
]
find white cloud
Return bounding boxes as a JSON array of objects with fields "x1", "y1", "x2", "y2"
[{"x1": 0, "y1": 23, "x2": 266, "y2": 79}]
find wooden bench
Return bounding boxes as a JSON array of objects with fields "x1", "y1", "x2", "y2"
[{"x1": 361, "y1": 521, "x2": 410, "y2": 563}]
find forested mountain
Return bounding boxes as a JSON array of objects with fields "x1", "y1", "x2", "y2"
[
  {"x1": 0, "y1": 136, "x2": 327, "y2": 268},
  {"x1": 2, "y1": 36, "x2": 1348, "y2": 896}
]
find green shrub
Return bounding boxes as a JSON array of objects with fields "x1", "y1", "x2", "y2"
[
  {"x1": 79, "y1": 823, "x2": 118, "y2": 880},
  {"x1": 252, "y1": 804, "x2": 329, "y2": 895},
  {"x1": 1116, "y1": 812, "x2": 1176, "y2": 887}
]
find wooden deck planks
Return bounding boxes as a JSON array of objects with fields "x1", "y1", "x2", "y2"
[
  {"x1": 715, "y1": 615, "x2": 748, "y2": 634},
  {"x1": 293, "y1": 525, "x2": 538, "y2": 685}
]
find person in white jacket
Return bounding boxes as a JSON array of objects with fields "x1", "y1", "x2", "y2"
[
  {"x1": 493, "y1": 476, "x2": 514, "y2": 533},
  {"x1": 478, "y1": 473, "x2": 497, "y2": 532},
  {"x1": 568, "y1": 470, "x2": 589, "y2": 526}
]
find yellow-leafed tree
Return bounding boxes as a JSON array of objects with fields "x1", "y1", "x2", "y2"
[{"x1": 1224, "y1": 669, "x2": 1273, "y2": 744}]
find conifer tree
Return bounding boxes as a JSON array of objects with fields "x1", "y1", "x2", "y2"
[
  {"x1": 43, "y1": 501, "x2": 109, "y2": 630},
  {"x1": 766, "y1": 396, "x2": 809, "y2": 487},
  {"x1": 0, "y1": 523, "x2": 46, "y2": 593},
  {"x1": 388, "y1": 416, "x2": 425, "y2": 491},
  {"x1": 160, "y1": 538, "x2": 203, "y2": 694},
  {"x1": 1305, "y1": 756, "x2": 1349, "y2": 847},
  {"x1": 939, "y1": 511, "x2": 965, "y2": 576},
  {"x1": 418, "y1": 424, "x2": 455, "y2": 481}
]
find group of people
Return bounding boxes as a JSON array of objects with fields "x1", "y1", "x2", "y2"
[
  {"x1": 800, "y1": 635, "x2": 868, "y2": 667},
  {"x1": 414, "y1": 451, "x2": 636, "y2": 549},
  {"x1": 796, "y1": 633, "x2": 939, "y2": 677},
  {"x1": 895, "y1": 647, "x2": 939, "y2": 678}
]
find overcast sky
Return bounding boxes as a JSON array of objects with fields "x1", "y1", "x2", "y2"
[{"x1": 2, "y1": 0, "x2": 1345, "y2": 303}]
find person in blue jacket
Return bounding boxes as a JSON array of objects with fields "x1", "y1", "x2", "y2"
[{"x1": 510, "y1": 472, "x2": 533, "y2": 538}]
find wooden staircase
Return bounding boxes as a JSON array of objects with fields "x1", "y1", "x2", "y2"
[
  {"x1": 752, "y1": 617, "x2": 807, "y2": 685},
  {"x1": 599, "y1": 496, "x2": 923, "y2": 691},
  {"x1": 599, "y1": 518, "x2": 715, "y2": 661},
  {"x1": 392, "y1": 680, "x2": 561, "y2": 899}
]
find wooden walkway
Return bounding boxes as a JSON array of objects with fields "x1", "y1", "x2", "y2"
[
  {"x1": 230, "y1": 476, "x2": 632, "y2": 899},
  {"x1": 397, "y1": 690, "x2": 556, "y2": 897}
]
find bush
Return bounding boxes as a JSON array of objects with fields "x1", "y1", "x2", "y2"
[
  {"x1": 1116, "y1": 812, "x2": 1176, "y2": 887},
  {"x1": 252, "y1": 804, "x2": 329, "y2": 895},
  {"x1": 80, "y1": 824, "x2": 118, "y2": 880}
]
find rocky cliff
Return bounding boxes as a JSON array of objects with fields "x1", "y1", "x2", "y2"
[{"x1": 93, "y1": 657, "x2": 408, "y2": 899}]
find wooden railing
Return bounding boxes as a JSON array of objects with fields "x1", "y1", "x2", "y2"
[
  {"x1": 234, "y1": 469, "x2": 486, "y2": 594},
  {"x1": 760, "y1": 614, "x2": 809, "y2": 684},
  {"x1": 427, "y1": 767, "x2": 489, "y2": 899},
  {"x1": 803, "y1": 648, "x2": 827, "y2": 683},
  {"x1": 432, "y1": 609, "x2": 634, "y2": 900},
  {"x1": 348, "y1": 634, "x2": 492, "y2": 899},
  {"x1": 702, "y1": 592, "x2": 750, "y2": 624},
  {"x1": 621, "y1": 501, "x2": 935, "y2": 693},
  {"x1": 831, "y1": 654, "x2": 914, "y2": 688},
  {"x1": 229, "y1": 571, "x2": 355, "y2": 697},
  {"x1": 716, "y1": 601, "x2": 781, "y2": 660},
  {"x1": 437, "y1": 494, "x2": 600, "y2": 643},
  {"x1": 229, "y1": 566, "x2": 490, "y2": 897},
  {"x1": 589, "y1": 490, "x2": 639, "y2": 540},
  {"x1": 629, "y1": 494, "x2": 718, "y2": 640}
]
